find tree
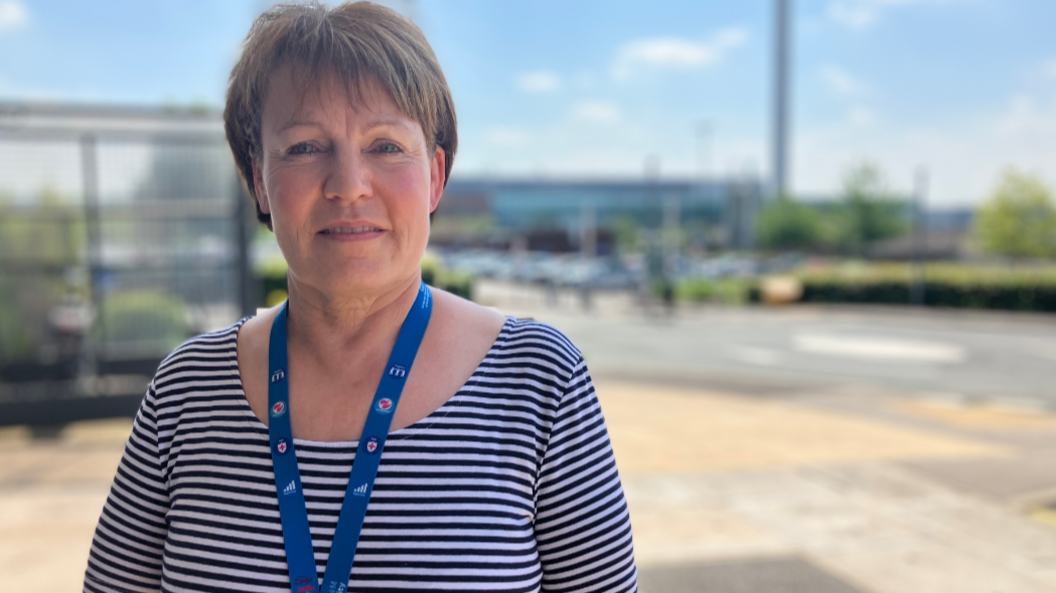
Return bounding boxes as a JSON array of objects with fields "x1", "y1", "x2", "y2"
[
  {"x1": 834, "y1": 163, "x2": 907, "y2": 256},
  {"x1": 975, "y1": 170, "x2": 1056, "y2": 258},
  {"x1": 756, "y1": 195, "x2": 824, "y2": 250},
  {"x1": 608, "y1": 215, "x2": 644, "y2": 254}
]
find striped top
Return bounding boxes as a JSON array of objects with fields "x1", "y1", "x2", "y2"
[{"x1": 83, "y1": 317, "x2": 638, "y2": 593}]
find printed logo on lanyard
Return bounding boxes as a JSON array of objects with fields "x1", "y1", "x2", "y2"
[
  {"x1": 364, "y1": 436, "x2": 379, "y2": 454},
  {"x1": 375, "y1": 398, "x2": 394, "y2": 414},
  {"x1": 275, "y1": 438, "x2": 289, "y2": 455},
  {"x1": 293, "y1": 576, "x2": 315, "y2": 592},
  {"x1": 271, "y1": 401, "x2": 287, "y2": 418}
]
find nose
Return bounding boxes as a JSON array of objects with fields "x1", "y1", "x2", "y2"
[{"x1": 322, "y1": 145, "x2": 372, "y2": 204}]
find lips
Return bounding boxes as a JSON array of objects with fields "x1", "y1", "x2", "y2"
[{"x1": 320, "y1": 226, "x2": 383, "y2": 235}]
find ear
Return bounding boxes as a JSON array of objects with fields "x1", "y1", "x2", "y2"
[
  {"x1": 251, "y1": 156, "x2": 272, "y2": 215},
  {"x1": 428, "y1": 147, "x2": 446, "y2": 213}
]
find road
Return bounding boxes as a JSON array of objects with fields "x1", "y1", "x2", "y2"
[{"x1": 479, "y1": 280, "x2": 1056, "y2": 408}]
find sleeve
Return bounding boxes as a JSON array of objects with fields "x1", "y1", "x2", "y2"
[
  {"x1": 534, "y1": 357, "x2": 639, "y2": 593},
  {"x1": 83, "y1": 380, "x2": 170, "y2": 593}
]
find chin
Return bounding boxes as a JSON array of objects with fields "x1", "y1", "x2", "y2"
[{"x1": 321, "y1": 263, "x2": 418, "y2": 297}]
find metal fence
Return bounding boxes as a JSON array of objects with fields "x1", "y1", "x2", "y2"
[{"x1": 0, "y1": 103, "x2": 255, "y2": 425}]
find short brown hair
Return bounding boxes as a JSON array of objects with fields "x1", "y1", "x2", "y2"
[{"x1": 224, "y1": 1, "x2": 457, "y2": 229}]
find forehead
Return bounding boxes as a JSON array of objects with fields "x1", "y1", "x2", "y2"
[{"x1": 261, "y1": 64, "x2": 419, "y2": 133}]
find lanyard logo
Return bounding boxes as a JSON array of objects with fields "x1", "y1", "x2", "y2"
[
  {"x1": 282, "y1": 480, "x2": 297, "y2": 496},
  {"x1": 275, "y1": 438, "x2": 289, "y2": 455},
  {"x1": 375, "y1": 398, "x2": 394, "y2": 414},
  {"x1": 352, "y1": 483, "x2": 368, "y2": 496},
  {"x1": 271, "y1": 401, "x2": 287, "y2": 417},
  {"x1": 293, "y1": 576, "x2": 315, "y2": 592},
  {"x1": 365, "y1": 436, "x2": 379, "y2": 454},
  {"x1": 271, "y1": 368, "x2": 285, "y2": 383},
  {"x1": 388, "y1": 364, "x2": 407, "y2": 378}
]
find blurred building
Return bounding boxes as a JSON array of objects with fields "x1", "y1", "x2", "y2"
[
  {"x1": 436, "y1": 177, "x2": 765, "y2": 252},
  {"x1": 868, "y1": 207, "x2": 977, "y2": 260}
]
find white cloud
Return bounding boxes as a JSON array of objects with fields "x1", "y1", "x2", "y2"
[
  {"x1": 827, "y1": 0, "x2": 946, "y2": 31},
  {"x1": 820, "y1": 64, "x2": 870, "y2": 97},
  {"x1": 571, "y1": 100, "x2": 622, "y2": 123},
  {"x1": 0, "y1": 0, "x2": 28, "y2": 31},
  {"x1": 515, "y1": 71, "x2": 561, "y2": 93},
  {"x1": 611, "y1": 27, "x2": 747, "y2": 81}
]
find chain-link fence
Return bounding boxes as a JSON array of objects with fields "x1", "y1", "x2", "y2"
[{"x1": 0, "y1": 103, "x2": 255, "y2": 425}]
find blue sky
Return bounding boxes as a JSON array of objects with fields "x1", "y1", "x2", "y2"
[{"x1": 1, "y1": 0, "x2": 1055, "y2": 206}]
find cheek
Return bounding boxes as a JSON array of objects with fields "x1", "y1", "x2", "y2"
[
  {"x1": 381, "y1": 165, "x2": 433, "y2": 227},
  {"x1": 266, "y1": 170, "x2": 312, "y2": 216}
]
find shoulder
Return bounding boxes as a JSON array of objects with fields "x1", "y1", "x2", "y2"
[
  {"x1": 486, "y1": 316, "x2": 584, "y2": 387},
  {"x1": 499, "y1": 317, "x2": 581, "y2": 361},
  {"x1": 152, "y1": 318, "x2": 246, "y2": 395}
]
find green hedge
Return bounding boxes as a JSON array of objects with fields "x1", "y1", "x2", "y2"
[
  {"x1": 672, "y1": 278, "x2": 752, "y2": 305},
  {"x1": 94, "y1": 290, "x2": 189, "y2": 353},
  {"x1": 795, "y1": 281, "x2": 1056, "y2": 311},
  {"x1": 421, "y1": 256, "x2": 474, "y2": 300},
  {"x1": 765, "y1": 264, "x2": 1056, "y2": 312}
]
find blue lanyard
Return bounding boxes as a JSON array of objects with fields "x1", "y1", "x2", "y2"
[{"x1": 267, "y1": 282, "x2": 433, "y2": 593}]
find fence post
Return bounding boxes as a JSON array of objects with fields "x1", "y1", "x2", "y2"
[
  {"x1": 80, "y1": 133, "x2": 102, "y2": 377},
  {"x1": 234, "y1": 176, "x2": 256, "y2": 318}
]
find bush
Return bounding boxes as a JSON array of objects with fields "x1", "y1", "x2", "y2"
[
  {"x1": 421, "y1": 254, "x2": 474, "y2": 300},
  {"x1": 94, "y1": 290, "x2": 188, "y2": 354},
  {"x1": 756, "y1": 197, "x2": 825, "y2": 250},
  {"x1": 674, "y1": 278, "x2": 751, "y2": 305},
  {"x1": 441, "y1": 271, "x2": 474, "y2": 300},
  {"x1": 783, "y1": 264, "x2": 1056, "y2": 312}
]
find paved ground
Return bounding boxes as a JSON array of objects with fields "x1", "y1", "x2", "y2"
[{"x1": 2, "y1": 284, "x2": 1056, "y2": 592}]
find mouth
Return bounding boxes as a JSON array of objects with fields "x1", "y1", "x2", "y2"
[{"x1": 320, "y1": 226, "x2": 384, "y2": 235}]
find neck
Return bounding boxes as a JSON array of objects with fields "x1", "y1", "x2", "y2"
[{"x1": 284, "y1": 273, "x2": 422, "y2": 373}]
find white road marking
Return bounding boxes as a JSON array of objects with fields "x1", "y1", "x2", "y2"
[{"x1": 793, "y1": 334, "x2": 966, "y2": 364}]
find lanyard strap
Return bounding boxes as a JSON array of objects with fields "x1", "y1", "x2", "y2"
[{"x1": 268, "y1": 282, "x2": 433, "y2": 593}]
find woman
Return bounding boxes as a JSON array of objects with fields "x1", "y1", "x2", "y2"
[{"x1": 83, "y1": 2, "x2": 637, "y2": 592}]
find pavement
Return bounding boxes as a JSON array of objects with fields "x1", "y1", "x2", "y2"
[{"x1": 2, "y1": 282, "x2": 1056, "y2": 592}]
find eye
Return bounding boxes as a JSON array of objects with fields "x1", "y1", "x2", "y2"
[
  {"x1": 373, "y1": 141, "x2": 403, "y2": 155},
  {"x1": 286, "y1": 142, "x2": 317, "y2": 156}
]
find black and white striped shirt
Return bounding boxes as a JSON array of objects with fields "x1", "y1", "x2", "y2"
[{"x1": 83, "y1": 317, "x2": 638, "y2": 593}]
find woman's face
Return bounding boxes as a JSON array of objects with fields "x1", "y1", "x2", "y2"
[{"x1": 253, "y1": 65, "x2": 445, "y2": 301}]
